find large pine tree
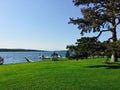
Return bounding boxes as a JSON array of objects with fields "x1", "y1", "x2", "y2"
[{"x1": 69, "y1": 0, "x2": 120, "y2": 62}]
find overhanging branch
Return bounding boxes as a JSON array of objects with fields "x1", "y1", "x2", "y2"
[{"x1": 95, "y1": 30, "x2": 111, "y2": 38}]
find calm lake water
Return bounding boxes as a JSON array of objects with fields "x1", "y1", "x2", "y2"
[{"x1": 0, "y1": 51, "x2": 66, "y2": 64}]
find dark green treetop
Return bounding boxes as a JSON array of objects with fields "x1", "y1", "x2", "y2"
[{"x1": 66, "y1": 37, "x2": 105, "y2": 59}]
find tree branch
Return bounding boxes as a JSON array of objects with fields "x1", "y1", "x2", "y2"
[
  {"x1": 116, "y1": 18, "x2": 120, "y2": 26},
  {"x1": 107, "y1": 37, "x2": 113, "y2": 41},
  {"x1": 95, "y1": 30, "x2": 111, "y2": 39}
]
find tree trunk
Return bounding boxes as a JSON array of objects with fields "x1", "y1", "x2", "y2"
[
  {"x1": 111, "y1": 52, "x2": 117, "y2": 62},
  {"x1": 111, "y1": 26, "x2": 118, "y2": 62}
]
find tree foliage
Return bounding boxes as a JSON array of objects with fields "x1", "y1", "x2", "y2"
[
  {"x1": 103, "y1": 39, "x2": 120, "y2": 58},
  {"x1": 66, "y1": 37, "x2": 105, "y2": 60},
  {"x1": 66, "y1": 37, "x2": 120, "y2": 60},
  {"x1": 69, "y1": 0, "x2": 120, "y2": 62},
  {"x1": 69, "y1": 0, "x2": 120, "y2": 38}
]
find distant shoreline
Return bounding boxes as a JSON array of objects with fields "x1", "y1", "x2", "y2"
[
  {"x1": 0, "y1": 49, "x2": 45, "y2": 52},
  {"x1": 0, "y1": 49, "x2": 66, "y2": 52}
]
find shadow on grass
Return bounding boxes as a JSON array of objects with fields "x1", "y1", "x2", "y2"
[{"x1": 87, "y1": 63, "x2": 120, "y2": 69}]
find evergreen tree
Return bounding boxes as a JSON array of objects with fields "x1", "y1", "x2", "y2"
[
  {"x1": 67, "y1": 37, "x2": 104, "y2": 60},
  {"x1": 69, "y1": 0, "x2": 120, "y2": 62}
]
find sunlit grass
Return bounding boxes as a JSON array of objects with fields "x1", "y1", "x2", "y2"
[{"x1": 0, "y1": 58, "x2": 120, "y2": 90}]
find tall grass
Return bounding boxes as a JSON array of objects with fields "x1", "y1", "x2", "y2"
[{"x1": 0, "y1": 58, "x2": 120, "y2": 90}]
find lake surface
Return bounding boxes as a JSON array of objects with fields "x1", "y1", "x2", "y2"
[{"x1": 0, "y1": 51, "x2": 66, "y2": 64}]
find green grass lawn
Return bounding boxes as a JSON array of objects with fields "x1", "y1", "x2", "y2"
[{"x1": 0, "y1": 58, "x2": 120, "y2": 90}]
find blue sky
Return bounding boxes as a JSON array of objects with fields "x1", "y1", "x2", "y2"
[{"x1": 0, "y1": 0, "x2": 120, "y2": 50}]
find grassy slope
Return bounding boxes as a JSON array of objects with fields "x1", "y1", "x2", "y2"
[{"x1": 0, "y1": 58, "x2": 120, "y2": 90}]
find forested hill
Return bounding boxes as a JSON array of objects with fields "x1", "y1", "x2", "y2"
[{"x1": 0, "y1": 49, "x2": 45, "y2": 52}]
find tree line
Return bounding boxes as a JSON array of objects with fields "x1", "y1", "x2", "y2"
[
  {"x1": 0, "y1": 49, "x2": 44, "y2": 52},
  {"x1": 66, "y1": 37, "x2": 120, "y2": 61}
]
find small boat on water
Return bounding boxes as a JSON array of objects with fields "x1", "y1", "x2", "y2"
[
  {"x1": 39, "y1": 55, "x2": 51, "y2": 60},
  {"x1": 0, "y1": 57, "x2": 4, "y2": 65},
  {"x1": 39, "y1": 52, "x2": 62, "y2": 60},
  {"x1": 25, "y1": 57, "x2": 34, "y2": 62}
]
